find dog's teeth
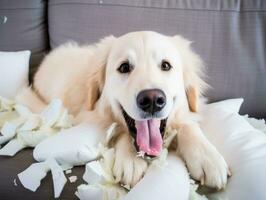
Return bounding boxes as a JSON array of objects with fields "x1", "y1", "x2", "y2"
[{"x1": 136, "y1": 151, "x2": 145, "y2": 158}]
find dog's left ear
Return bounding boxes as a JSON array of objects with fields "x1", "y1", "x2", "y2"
[
  {"x1": 86, "y1": 36, "x2": 116, "y2": 111},
  {"x1": 172, "y1": 35, "x2": 208, "y2": 112}
]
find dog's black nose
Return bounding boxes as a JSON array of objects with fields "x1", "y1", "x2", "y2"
[{"x1": 137, "y1": 89, "x2": 166, "y2": 114}]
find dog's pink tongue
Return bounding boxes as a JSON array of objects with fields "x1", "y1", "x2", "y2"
[{"x1": 135, "y1": 119, "x2": 163, "y2": 156}]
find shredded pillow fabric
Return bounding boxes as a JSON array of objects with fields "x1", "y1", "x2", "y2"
[{"x1": 0, "y1": 97, "x2": 72, "y2": 156}]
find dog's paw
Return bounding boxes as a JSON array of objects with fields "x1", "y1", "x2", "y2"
[
  {"x1": 178, "y1": 129, "x2": 229, "y2": 189},
  {"x1": 113, "y1": 135, "x2": 148, "y2": 187}
]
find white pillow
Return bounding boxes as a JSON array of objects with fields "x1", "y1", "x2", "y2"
[
  {"x1": 0, "y1": 51, "x2": 30, "y2": 99},
  {"x1": 200, "y1": 99, "x2": 266, "y2": 200},
  {"x1": 33, "y1": 123, "x2": 107, "y2": 166},
  {"x1": 122, "y1": 153, "x2": 190, "y2": 200}
]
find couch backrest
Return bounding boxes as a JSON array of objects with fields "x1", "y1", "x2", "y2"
[
  {"x1": 0, "y1": 0, "x2": 49, "y2": 80},
  {"x1": 0, "y1": 0, "x2": 265, "y2": 118}
]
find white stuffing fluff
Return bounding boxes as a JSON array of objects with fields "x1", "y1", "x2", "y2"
[
  {"x1": 0, "y1": 97, "x2": 73, "y2": 156},
  {"x1": 13, "y1": 179, "x2": 18, "y2": 186},
  {"x1": 0, "y1": 97, "x2": 18, "y2": 126},
  {"x1": 18, "y1": 157, "x2": 67, "y2": 198},
  {"x1": 77, "y1": 148, "x2": 127, "y2": 200},
  {"x1": 65, "y1": 169, "x2": 72, "y2": 174},
  {"x1": 83, "y1": 160, "x2": 109, "y2": 184},
  {"x1": 69, "y1": 176, "x2": 78, "y2": 183}
]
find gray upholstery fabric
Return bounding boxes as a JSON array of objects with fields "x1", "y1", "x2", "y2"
[
  {"x1": 0, "y1": 0, "x2": 49, "y2": 80},
  {"x1": 0, "y1": 149, "x2": 83, "y2": 200},
  {"x1": 48, "y1": 0, "x2": 266, "y2": 118}
]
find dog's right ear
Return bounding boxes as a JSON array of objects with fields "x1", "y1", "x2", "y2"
[{"x1": 86, "y1": 36, "x2": 116, "y2": 111}]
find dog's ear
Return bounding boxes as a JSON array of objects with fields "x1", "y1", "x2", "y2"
[
  {"x1": 86, "y1": 36, "x2": 116, "y2": 111},
  {"x1": 172, "y1": 35, "x2": 208, "y2": 112}
]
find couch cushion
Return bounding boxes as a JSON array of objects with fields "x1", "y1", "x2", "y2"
[
  {"x1": 0, "y1": 149, "x2": 83, "y2": 200},
  {"x1": 48, "y1": 0, "x2": 266, "y2": 118},
  {"x1": 0, "y1": 0, "x2": 49, "y2": 81}
]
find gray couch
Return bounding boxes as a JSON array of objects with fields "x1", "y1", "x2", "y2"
[{"x1": 0, "y1": 0, "x2": 265, "y2": 199}]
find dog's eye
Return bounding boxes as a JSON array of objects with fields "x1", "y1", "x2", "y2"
[
  {"x1": 161, "y1": 61, "x2": 172, "y2": 71},
  {"x1": 117, "y1": 62, "x2": 133, "y2": 74}
]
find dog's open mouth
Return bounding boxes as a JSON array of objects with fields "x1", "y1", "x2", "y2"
[{"x1": 122, "y1": 108, "x2": 167, "y2": 158}]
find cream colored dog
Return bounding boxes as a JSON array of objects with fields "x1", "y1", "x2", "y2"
[{"x1": 17, "y1": 31, "x2": 229, "y2": 189}]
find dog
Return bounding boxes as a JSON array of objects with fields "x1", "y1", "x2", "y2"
[{"x1": 16, "y1": 31, "x2": 229, "y2": 189}]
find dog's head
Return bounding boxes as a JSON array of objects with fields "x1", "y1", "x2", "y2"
[{"x1": 86, "y1": 31, "x2": 206, "y2": 158}]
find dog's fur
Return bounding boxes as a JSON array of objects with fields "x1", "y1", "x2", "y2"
[{"x1": 16, "y1": 31, "x2": 229, "y2": 189}]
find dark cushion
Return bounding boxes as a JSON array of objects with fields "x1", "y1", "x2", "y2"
[
  {"x1": 0, "y1": 149, "x2": 84, "y2": 200},
  {"x1": 48, "y1": 0, "x2": 266, "y2": 118},
  {"x1": 0, "y1": 0, "x2": 49, "y2": 81}
]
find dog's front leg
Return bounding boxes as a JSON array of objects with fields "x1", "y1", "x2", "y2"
[
  {"x1": 177, "y1": 122, "x2": 229, "y2": 189},
  {"x1": 113, "y1": 133, "x2": 148, "y2": 187}
]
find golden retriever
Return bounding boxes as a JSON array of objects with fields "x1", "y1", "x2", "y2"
[{"x1": 16, "y1": 31, "x2": 229, "y2": 189}]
